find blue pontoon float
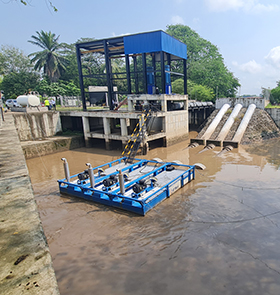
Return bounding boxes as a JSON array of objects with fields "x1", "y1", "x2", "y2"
[{"x1": 58, "y1": 157, "x2": 195, "y2": 215}]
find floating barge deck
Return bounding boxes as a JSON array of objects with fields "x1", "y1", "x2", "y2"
[{"x1": 58, "y1": 157, "x2": 195, "y2": 215}]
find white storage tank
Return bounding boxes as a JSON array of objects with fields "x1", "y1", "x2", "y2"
[{"x1": 17, "y1": 95, "x2": 40, "y2": 107}]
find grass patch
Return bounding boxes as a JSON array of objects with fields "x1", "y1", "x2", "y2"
[{"x1": 265, "y1": 103, "x2": 280, "y2": 109}]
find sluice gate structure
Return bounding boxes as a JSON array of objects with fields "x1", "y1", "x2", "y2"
[
  {"x1": 191, "y1": 103, "x2": 257, "y2": 149},
  {"x1": 223, "y1": 103, "x2": 256, "y2": 148},
  {"x1": 207, "y1": 103, "x2": 243, "y2": 147}
]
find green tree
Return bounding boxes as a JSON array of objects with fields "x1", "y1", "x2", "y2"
[
  {"x1": 189, "y1": 84, "x2": 215, "y2": 101},
  {"x1": 270, "y1": 86, "x2": 280, "y2": 105},
  {"x1": 35, "y1": 77, "x2": 51, "y2": 96},
  {"x1": 59, "y1": 81, "x2": 80, "y2": 96},
  {"x1": 28, "y1": 31, "x2": 68, "y2": 83},
  {"x1": 35, "y1": 77, "x2": 80, "y2": 97},
  {"x1": 59, "y1": 38, "x2": 106, "y2": 89},
  {"x1": 48, "y1": 83, "x2": 66, "y2": 97},
  {"x1": 172, "y1": 78, "x2": 215, "y2": 101},
  {"x1": 0, "y1": 45, "x2": 33, "y2": 75},
  {"x1": 172, "y1": 78, "x2": 185, "y2": 95},
  {"x1": 166, "y1": 24, "x2": 240, "y2": 99},
  {"x1": 59, "y1": 51, "x2": 79, "y2": 86},
  {"x1": 1, "y1": 72, "x2": 39, "y2": 99}
]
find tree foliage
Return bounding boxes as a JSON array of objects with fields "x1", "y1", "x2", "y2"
[
  {"x1": 166, "y1": 24, "x2": 240, "y2": 99},
  {"x1": 172, "y1": 78, "x2": 215, "y2": 101},
  {"x1": 270, "y1": 86, "x2": 280, "y2": 105},
  {"x1": 59, "y1": 38, "x2": 108, "y2": 89},
  {"x1": 1, "y1": 72, "x2": 39, "y2": 99},
  {"x1": 35, "y1": 77, "x2": 80, "y2": 97},
  {"x1": 189, "y1": 83, "x2": 215, "y2": 102},
  {"x1": 171, "y1": 78, "x2": 185, "y2": 95},
  {"x1": 28, "y1": 31, "x2": 68, "y2": 82},
  {"x1": 0, "y1": 45, "x2": 33, "y2": 75}
]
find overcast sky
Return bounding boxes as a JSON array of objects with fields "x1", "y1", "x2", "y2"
[{"x1": 1, "y1": 0, "x2": 280, "y2": 95}]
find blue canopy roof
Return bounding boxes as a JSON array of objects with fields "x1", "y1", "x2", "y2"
[
  {"x1": 123, "y1": 31, "x2": 187, "y2": 60},
  {"x1": 75, "y1": 30, "x2": 188, "y2": 110}
]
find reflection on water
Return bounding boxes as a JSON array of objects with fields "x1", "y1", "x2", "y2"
[{"x1": 27, "y1": 133, "x2": 280, "y2": 295}]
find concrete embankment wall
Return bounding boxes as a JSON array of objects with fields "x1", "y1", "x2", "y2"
[
  {"x1": 13, "y1": 111, "x2": 62, "y2": 141},
  {"x1": 265, "y1": 108, "x2": 280, "y2": 128},
  {"x1": 164, "y1": 111, "x2": 189, "y2": 145},
  {"x1": 10, "y1": 111, "x2": 85, "y2": 159},
  {"x1": 21, "y1": 135, "x2": 85, "y2": 159},
  {"x1": 0, "y1": 113, "x2": 60, "y2": 295}
]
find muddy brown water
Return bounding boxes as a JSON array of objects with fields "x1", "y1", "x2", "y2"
[{"x1": 26, "y1": 133, "x2": 280, "y2": 295}]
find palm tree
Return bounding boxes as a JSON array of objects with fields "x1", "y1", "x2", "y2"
[{"x1": 28, "y1": 31, "x2": 68, "y2": 83}]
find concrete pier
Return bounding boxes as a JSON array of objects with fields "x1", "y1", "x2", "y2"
[{"x1": 0, "y1": 113, "x2": 60, "y2": 294}]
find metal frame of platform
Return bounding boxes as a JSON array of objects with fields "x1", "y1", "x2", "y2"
[{"x1": 58, "y1": 157, "x2": 195, "y2": 215}]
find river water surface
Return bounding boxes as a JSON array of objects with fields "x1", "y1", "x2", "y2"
[{"x1": 26, "y1": 133, "x2": 280, "y2": 295}]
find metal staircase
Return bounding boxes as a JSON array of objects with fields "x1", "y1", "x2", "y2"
[{"x1": 122, "y1": 108, "x2": 153, "y2": 163}]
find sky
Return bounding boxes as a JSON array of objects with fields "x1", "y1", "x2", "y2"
[{"x1": 1, "y1": 0, "x2": 280, "y2": 96}]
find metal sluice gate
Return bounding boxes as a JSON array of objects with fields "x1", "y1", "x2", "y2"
[{"x1": 58, "y1": 157, "x2": 195, "y2": 215}]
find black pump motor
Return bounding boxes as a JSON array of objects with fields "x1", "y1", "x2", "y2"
[
  {"x1": 132, "y1": 179, "x2": 147, "y2": 194},
  {"x1": 103, "y1": 175, "x2": 118, "y2": 187},
  {"x1": 78, "y1": 169, "x2": 89, "y2": 181}
]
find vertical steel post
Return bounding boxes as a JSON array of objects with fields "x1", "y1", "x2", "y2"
[
  {"x1": 118, "y1": 169, "x2": 125, "y2": 195},
  {"x1": 104, "y1": 40, "x2": 114, "y2": 110},
  {"x1": 86, "y1": 163, "x2": 95, "y2": 188},
  {"x1": 183, "y1": 59, "x2": 187, "y2": 95},
  {"x1": 133, "y1": 55, "x2": 139, "y2": 94},
  {"x1": 142, "y1": 53, "x2": 147, "y2": 94},
  {"x1": 61, "y1": 158, "x2": 70, "y2": 182},
  {"x1": 125, "y1": 54, "x2": 131, "y2": 94},
  {"x1": 167, "y1": 53, "x2": 171, "y2": 67},
  {"x1": 160, "y1": 51, "x2": 165, "y2": 94},
  {"x1": 152, "y1": 53, "x2": 157, "y2": 90},
  {"x1": 76, "y1": 44, "x2": 87, "y2": 111}
]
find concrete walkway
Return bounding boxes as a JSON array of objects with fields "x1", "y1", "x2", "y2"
[{"x1": 0, "y1": 113, "x2": 60, "y2": 294}]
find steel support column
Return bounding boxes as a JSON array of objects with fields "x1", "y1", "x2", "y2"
[
  {"x1": 183, "y1": 59, "x2": 187, "y2": 95},
  {"x1": 125, "y1": 54, "x2": 131, "y2": 94},
  {"x1": 160, "y1": 51, "x2": 165, "y2": 94},
  {"x1": 104, "y1": 40, "x2": 114, "y2": 110},
  {"x1": 167, "y1": 53, "x2": 171, "y2": 66},
  {"x1": 142, "y1": 53, "x2": 147, "y2": 94},
  {"x1": 133, "y1": 55, "x2": 139, "y2": 94},
  {"x1": 76, "y1": 44, "x2": 87, "y2": 111},
  {"x1": 152, "y1": 53, "x2": 157, "y2": 90}
]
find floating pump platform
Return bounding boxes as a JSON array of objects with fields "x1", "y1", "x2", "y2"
[{"x1": 58, "y1": 157, "x2": 195, "y2": 216}]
